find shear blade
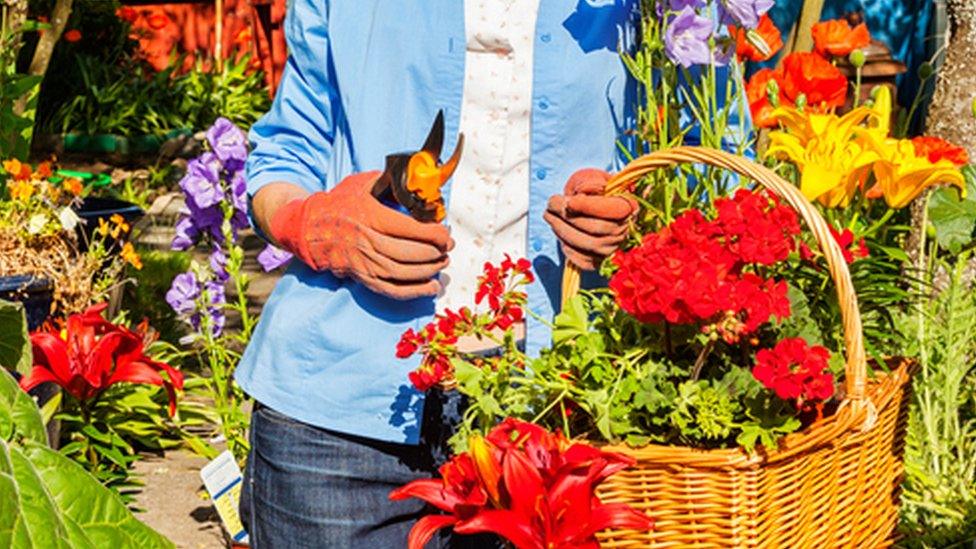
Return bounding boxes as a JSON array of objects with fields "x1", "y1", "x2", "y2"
[{"x1": 419, "y1": 110, "x2": 446, "y2": 160}]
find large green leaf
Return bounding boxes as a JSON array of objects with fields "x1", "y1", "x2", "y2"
[
  {"x1": 20, "y1": 442, "x2": 172, "y2": 549},
  {"x1": 0, "y1": 300, "x2": 31, "y2": 377},
  {"x1": 0, "y1": 370, "x2": 46, "y2": 445},
  {"x1": 928, "y1": 166, "x2": 976, "y2": 254},
  {"x1": 6, "y1": 445, "x2": 73, "y2": 549},
  {"x1": 0, "y1": 441, "x2": 20, "y2": 548}
]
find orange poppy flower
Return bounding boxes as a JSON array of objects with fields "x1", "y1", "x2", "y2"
[
  {"x1": 63, "y1": 29, "x2": 82, "y2": 43},
  {"x1": 746, "y1": 68, "x2": 782, "y2": 129},
  {"x1": 811, "y1": 19, "x2": 871, "y2": 58},
  {"x1": 147, "y1": 13, "x2": 169, "y2": 30},
  {"x1": 910, "y1": 136, "x2": 970, "y2": 167},
  {"x1": 730, "y1": 15, "x2": 783, "y2": 62},
  {"x1": 780, "y1": 52, "x2": 848, "y2": 110}
]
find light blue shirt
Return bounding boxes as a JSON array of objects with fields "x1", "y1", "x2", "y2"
[{"x1": 238, "y1": 0, "x2": 735, "y2": 444}]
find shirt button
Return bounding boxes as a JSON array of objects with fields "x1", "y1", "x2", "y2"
[
  {"x1": 532, "y1": 238, "x2": 543, "y2": 252},
  {"x1": 535, "y1": 168, "x2": 547, "y2": 180},
  {"x1": 540, "y1": 33, "x2": 551, "y2": 43},
  {"x1": 538, "y1": 97, "x2": 549, "y2": 110}
]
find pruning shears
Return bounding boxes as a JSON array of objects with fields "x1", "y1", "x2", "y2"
[{"x1": 371, "y1": 110, "x2": 464, "y2": 223}]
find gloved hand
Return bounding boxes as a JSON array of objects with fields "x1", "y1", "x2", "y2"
[
  {"x1": 543, "y1": 168, "x2": 637, "y2": 271},
  {"x1": 269, "y1": 171, "x2": 453, "y2": 300}
]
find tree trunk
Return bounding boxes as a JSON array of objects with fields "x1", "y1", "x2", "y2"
[
  {"x1": 914, "y1": 0, "x2": 976, "y2": 287},
  {"x1": 925, "y1": 0, "x2": 976, "y2": 153},
  {"x1": 26, "y1": 0, "x2": 72, "y2": 77}
]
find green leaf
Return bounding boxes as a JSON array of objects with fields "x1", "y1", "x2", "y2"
[
  {"x1": 928, "y1": 168, "x2": 976, "y2": 254},
  {"x1": 0, "y1": 370, "x2": 46, "y2": 445},
  {"x1": 553, "y1": 294, "x2": 589, "y2": 343},
  {"x1": 6, "y1": 445, "x2": 73, "y2": 548},
  {"x1": 19, "y1": 441, "x2": 172, "y2": 548},
  {"x1": 0, "y1": 300, "x2": 32, "y2": 377}
]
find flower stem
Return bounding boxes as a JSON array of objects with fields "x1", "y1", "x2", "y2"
[{"x1": 690, "y1": 339, "x2": 716, "y2": 381}]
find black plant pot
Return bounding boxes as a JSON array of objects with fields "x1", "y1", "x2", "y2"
[
  {"x1": 73, "y1": 197, "x2": 145, "y2": 252},
  {"x1": 0, "y1": 275, "x2": 60, "y2": 447},
  {"x1": 0, "y1": 275, "x2": 53, "y2": 331}
]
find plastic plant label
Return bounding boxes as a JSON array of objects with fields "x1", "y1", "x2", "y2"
[{"x1": 200, "y1": 450, "x2": 250, "y2": 545}]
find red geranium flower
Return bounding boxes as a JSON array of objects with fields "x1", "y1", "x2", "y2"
[
  {"x1": 752, "y1": 337, "x2": 834, "y2": 407},
  {"x1": 911, "y1": 136, "x2": 970, "y2": 167},
  {"x1": 811, "y1": 19, "x2": 871, "y2": 58},
  {"x1": 609, "y1": 190, "x2": 794, "y2": 340},
  {"x1": 780, "y1": 52, "x2": 848, "y2": 110},
  {"x1": 730, "y1": 15, "x2": 783, "y2": 62},
  {"x1": 20, "y1": 303, "x2": 184, "y2": 415},
  {"x1": 63, "y1": 29, "x2": 82, "y2": 43}
]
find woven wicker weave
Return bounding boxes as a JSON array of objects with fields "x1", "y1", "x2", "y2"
[{"x1": 561, "y1": 147, "x2": 913, "y2": 548}]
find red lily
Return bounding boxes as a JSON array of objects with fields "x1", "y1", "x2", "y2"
[
  {"x1": 20, "y1": 303, "x2": 184, "y2": 415},
  {"x1": 390, "y1": 419, "x2": 653, "y2": 549}
]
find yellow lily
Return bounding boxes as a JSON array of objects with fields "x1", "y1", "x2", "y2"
[
  {"x1": 863, "y1": 135, "x2": 966, "y2": 208},
  {"x1": 767, "y1": 106, "x2": 878, "y2": 208}
]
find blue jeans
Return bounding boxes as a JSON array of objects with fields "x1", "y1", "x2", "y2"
[{"x1": 239, "y1": 391, "x2": 501, "y2": 548}]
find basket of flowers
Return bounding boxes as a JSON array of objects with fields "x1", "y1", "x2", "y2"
[{"x1": 387, "y1": 7, "x2": 972, "y2": 547}]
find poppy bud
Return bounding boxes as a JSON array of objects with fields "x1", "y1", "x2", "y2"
[
  {"x1": 795, "y1": 93, "x2": 808, "y2": 110},
  {"x1": 848, "y1": 49, "x2": 866, "y2": 68},
  {"x1": 765, "y1": 79, "x2": 780, "y2": 106},
  {"x1": 918, "y1": 62, "x2": 934, "y2": 81}
]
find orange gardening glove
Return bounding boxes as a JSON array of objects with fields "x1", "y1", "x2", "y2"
[
  {"x1": 269, "y1": 171, "x2": 453, "y2": 300},
  {"x1": 543, "y1": 168, "x2": 637, "y2": 271}
]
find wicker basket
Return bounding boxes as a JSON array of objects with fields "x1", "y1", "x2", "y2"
[{"x1": 561, "y1": 147, "x2": 914, "y2": 548}]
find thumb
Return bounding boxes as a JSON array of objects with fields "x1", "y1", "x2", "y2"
[{"x1": 564, "y1": 168, "x2": 611, "y2": 196}]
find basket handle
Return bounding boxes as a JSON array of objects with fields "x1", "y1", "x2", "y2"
[{"x1": 560, "y1": 146, "x2": 868, "y2": 402}]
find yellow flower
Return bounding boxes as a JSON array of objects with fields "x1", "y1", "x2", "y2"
[
  {"x1": 96, "y1": 218, "x2": 111, "y2": 237},
  {"x1": 8, "y1": 179, "x2": 34, "y2": 202},
  {"x1": 109, "y1": 213, "x2": 130, "y2": 238},
  {"x1": 767, "y1": 106, "x2": 878, "y2": 207},
  {"x1": 864, "y1": 136, "x2": 966, "y2": 209},
  {"x1": 121, "y1": 242, "x2": 143, "y2": 270}
]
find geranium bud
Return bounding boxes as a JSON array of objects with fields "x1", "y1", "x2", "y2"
[
  {"x1": 745, "y1": 29, "x2": 772, "y2": 59},
  {"x1": 917, "y1": 62, "x2": 933, "y2": 80},
  {"x1": 848, "y1": 49, "x2": 865, "y2": 68}
]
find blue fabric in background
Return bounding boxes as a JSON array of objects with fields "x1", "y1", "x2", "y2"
[{"x1": 765, "y1": 0, "x2": 934, "y2": 110}]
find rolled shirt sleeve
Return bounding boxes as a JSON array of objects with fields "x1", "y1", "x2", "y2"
[{"x1": 246, "y1": 0, "x2": 337, "y2": 209}]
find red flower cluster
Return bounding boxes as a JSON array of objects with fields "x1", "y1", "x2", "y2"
[
  {"x1": 752, "y1": 337, "x2": 835, "y2": 407},
  {"x1": 397, "y1": 256, "x2": 535, "y2": 391},
  {"x1": 20, "y1": 303, "x2": 184, "y2": 415},
  {"x1": 911, "y1": 136, "x2": 970, "y2": 167},
  {"x1": 390, "y1": 418, "x2": 654, "y2": 549},
  {"x1": 609, "y1": 190, "x2": 797, "y2": 343},
  {"x1": 477, "y1": 255, "x2": 533, "y2": 330}
]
